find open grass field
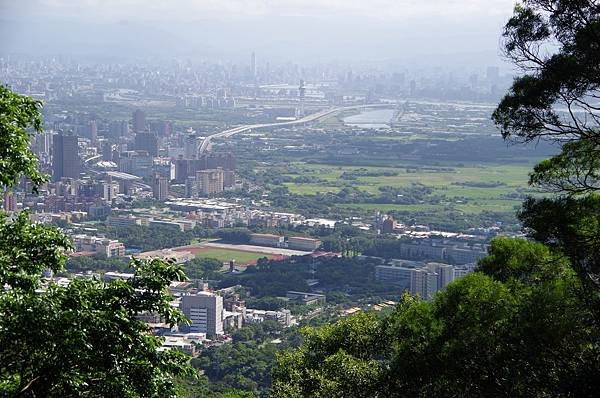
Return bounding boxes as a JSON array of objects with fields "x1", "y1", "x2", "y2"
[
  {"x1": 272, "y1": 161, "x2": 538, "y2": 215},
  {"x1": 191, "y1": 247, "x2": 275, "y2": 265}
]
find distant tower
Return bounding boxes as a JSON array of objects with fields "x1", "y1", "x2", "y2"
[
  {"x1": 134, "y1": 132, "x2": 159, "y2": 157},
  {"x1": 52, "y1": 132, "x2": 80, "y2": 181},
  {"x1": 89, "y1": 120, "x2": 98, "y2": 145},
  {"x1": 132, "y1": 109, "x2": 146, "y2": 133},
  {"x1": 297, "y1": 79, "x2": 306, "y2": 118},
  {"x1": 250, "y1": 52, "x2": 257, "y2": 80},
  {"x1": 152, "y1": 175, "x2": 169, "y2": 201}
]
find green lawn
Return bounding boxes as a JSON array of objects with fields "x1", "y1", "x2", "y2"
[
  {"x1": 275, "y1": 161, "x2": 536, "y2": 214},
  {"x1": 195, "y1": 248, "x2": 273, "y2": 265}
]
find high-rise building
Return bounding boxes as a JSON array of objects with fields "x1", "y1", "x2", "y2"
[
  {"x1": 250, "y1": 51, "x2": 257, "y2": 80},
  {"x1": 175, "y1": 158, "x2": 189, "y2": 183},
  {"x1": 102, "y1": 181, "x2": 118, "y2": 202},
  {"x1": 134, "y1": 132, "x2": 158, "y2": 157},
  {"x1": 427, "y1": 262, "x2": 455, "y2": 289},
  {"x1": 109, "y1": 120, "x2": 129, "y2": 138},
  {"x1": 184, "y1": 134, "x2": 199, "y2": 159},
  {"x1": 101, "y1": 142, "x2": 113, "y2": 161},
  {"x1": 152, "y1": 175, "x2": 169, "y2": 201},
  {"x1": 179, "y1": 292, "x2": 224, "y2": 337},
  {"x1": 375, "y1": 263, "x2": 439, "y2": 300},
  {"x1": 223, "y1": 170, "x2": 235, "y2": 188},
  {"x1": 34, "y1": 131, "x2": 52, "y2": 160},
  {"x1": 132, "y1": 109, "x2": 146, "y2": 133},
  {"x1": 410, "y1": 268, "x2": 439, "y2": 301},
  {"x1": 88, "y1": 120, "x2": 98, "y2": 144},
  {"x1": 196, "y1": 169, "x2": 224, "y2": 195},
  {"x1": 52, "y1": 133, "x2": 80, "y2": 181},
  {"x1": 185, "y1": 176, "x2": 197, "y2": 198}
]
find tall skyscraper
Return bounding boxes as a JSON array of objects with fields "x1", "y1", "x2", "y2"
[
  {"x1": 134, "y1": 132, "x2": 158, "y2": 157},
  {"x1": 109, "y1": 120, "x2": 129, "y2": 138},
  {"x1": 88, "y1": 120, "x2": 98, "y2": 144},
  {"x1": 250, "y1": 51, "x2": 257, "y2": 80},
  {"x1": 184, "y1": 134, "x2": 199, "y2": 159},
  {"x1": 132, "y1": 109, "x2": 146, "y2": 133},
  {"x1": 52, "y1": 133, "x2": 80, "y2": 181},
  {"x1": 152, "y1": 175, "x2": 169, "y2": 201},
  {"x1": 179, "y1": 292, "x2": 224, "y2": 337}
]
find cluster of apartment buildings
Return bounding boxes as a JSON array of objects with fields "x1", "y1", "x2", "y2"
[
  {"x1": 395, "y1": 240, "x2": 488, "y2": 265},
  {"x1": 371, "y1": 258, "x2": 476, "y2": 300}
]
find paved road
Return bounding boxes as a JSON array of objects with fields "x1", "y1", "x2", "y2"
[{"x1": 198, "y1": 103, "x2": 393, "y2": 155}]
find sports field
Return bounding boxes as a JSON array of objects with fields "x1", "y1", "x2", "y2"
[{"x1": 183, "y1": 247, "x2": 277, "y2": 265}]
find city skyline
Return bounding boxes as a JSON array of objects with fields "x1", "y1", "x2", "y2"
[{"x1": 0, "y1": 0, "x2": 515, "y2": 67}]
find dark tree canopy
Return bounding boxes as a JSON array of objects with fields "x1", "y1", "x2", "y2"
[
  {"x1": 493, "y1": 0, "x2": 600, "y2": 194},
  {"x1": 273, "y1": 2, "x2": 600, "y2": 397},
  {"x1": 0, "y1": 87, "x2": 194, "y2": 397},
  {"x1": 274, "y1": 247, "x2": 599, "y2": 397},
  {"x1": 0, "y1": 85, "x2": 47, "y2": 189}
]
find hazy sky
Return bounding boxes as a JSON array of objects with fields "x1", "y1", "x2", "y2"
[
  {"x1": 0, "y1": 0, "x2": 517, "y2": 67},
  {"x1": 2, "y1": 0, "x2": 514, "y2": 19}
]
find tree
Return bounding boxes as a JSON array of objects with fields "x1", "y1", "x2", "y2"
[
  {"x1": 274, "y1": 244, "x2": 599, "y2": 397},
  {"x1": 0, "y1": 85, "x2": 47, "y2": 188},
  {"x1": 492, "y1": 0, "x2": 600, "y2": 196},
  {"x1": 273, "y1": 2, "x2": 600, "y2": 396},
  {"x1": 0, "y1": 87, "x2": 193, "y2": 397},
  {"x1": 492, "y1": 0, "x2": 600, "y2": 293},
  {"x1": 184, "y1": 257, "x2": 223, "y2": 280}
]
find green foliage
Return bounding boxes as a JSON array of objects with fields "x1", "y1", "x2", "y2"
[
  {"x1": 0, "y1": 87, "x2": 194, "y2": 397},
  {"x1": 273, "y1": 312, "x2": 384, "y2": 398},
  {"x1": 215, "y1": 228, "x2": 252, "y2": 244},
  {"x1": 193, "y1": 322, "x2": 301, "y2": 397},
  {"x1": 477, "y1": 237, "x2": 572, "y2": 284},
  {"x1": 0, "y1": 85, "x2": 47, "y2": 188},
  {"x1": 493, "y1": 0, "x2": 600, "y2": 195},
  {"x1": 0, "y1": 211, "x2": 72, "y2": 291},
  {"x1": 100, "y1": 224, "x2": 194, "y2": 251},
  {"x1": 245, "y1": 297, "x2": 289, "y2": 311},
  {"x1": 0, "y1": 226, "x2": 195, "y2": 397},
  {"x1": 529, "y1": 140, "x2": 600, "y2": 194},
  {"x1": 220, "y1": 256, "x2": 395, "y2": 301},
  {"x1": 67, "y1": 254, "x2": 130, "y2": 272},
  {"x1": 274, "y1": 262, "x2": 599, "y2": 397},
  {"x1": 519, "y1": 195, "x2": 600, "y2": 291},
  {"x1": 183, "y1": 257, "x2": 223, "y2": 280},
  {"x1": 220, "y1": 259, "x2": 310, "y2": 297}
]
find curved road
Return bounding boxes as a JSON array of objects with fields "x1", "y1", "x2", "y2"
[{"x1": 198, "y1": 103, "x2": 394, "y2": 155}]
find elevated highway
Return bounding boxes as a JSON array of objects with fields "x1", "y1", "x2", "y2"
[{"x1": 198, "y1": 103, "x2": 394, "y2": 155}]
